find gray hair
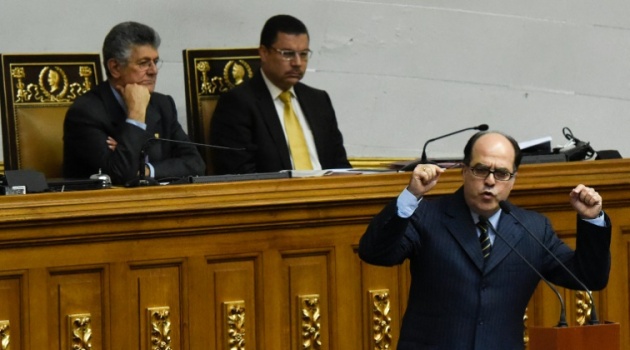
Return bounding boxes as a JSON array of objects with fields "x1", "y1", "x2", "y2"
[{"x1": 102, "y1": 21, "x2": 161, "y2": 77}]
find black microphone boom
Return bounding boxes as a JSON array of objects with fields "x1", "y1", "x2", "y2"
[
  {"x1": 483, "y1": 217, "x2": 568, "y2": 328},
  {"x1": 499, "y1": 200, "x2": 600, "y2": 325},
  {"x1": 128, "y1": 137, "x2": 246, "y2": 187},
  {"x1": 400, "y1": 123, "x2": 489, "y2": 171}
]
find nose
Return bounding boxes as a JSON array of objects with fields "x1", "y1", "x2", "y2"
[
  {"x1": 290, "y1": 53, "x2": 306, "y2": 65},
  {"x1": 484, "y1": 172, "x2": 497, "y2": 185},
  {"x1": 148, "y1": 62, "x2": 158, "y2": 73}
]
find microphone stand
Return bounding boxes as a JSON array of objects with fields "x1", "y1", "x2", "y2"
[
  {"x1": 484, "y1": 218, "x2": 568, "y2": 327},
  {"x1": 499, "y1": 201, "x2": 600, "y2": 325}
]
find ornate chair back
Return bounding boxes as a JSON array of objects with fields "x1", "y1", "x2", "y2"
[
  {"x1": 0, "y1": 53, "x2": 103, "y2": 178},
  {"x1": 182, "y1": 48, "x2": 260, "y2": 174}
]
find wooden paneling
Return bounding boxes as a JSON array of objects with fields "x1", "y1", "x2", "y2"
[{"x1": 0, "y1": 159, "x2": 628, "y2": 349}]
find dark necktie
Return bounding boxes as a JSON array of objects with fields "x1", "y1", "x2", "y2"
[{"x1": 477, "y1": 218, "x2": 492, "y2": 260}]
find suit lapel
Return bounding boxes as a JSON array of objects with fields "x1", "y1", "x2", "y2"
[
  {"x1": 144, "y1": 98, "x2": 161, "y2": 137},
  {"x1": 483, "y1": 209, "x2": 524, "y2": 274},
  {"x1": 251, "y1": 74, "x2": 292, "y2": 168},
  {"x1": 99, "y1": 83, "x2": 127, "y2": 127},
  {"x1": 443, "y1": 189, "x2": 485, "y2": 272},
  {"x1": 442, "y1": 191, "x2": 525, "y2": 274}
]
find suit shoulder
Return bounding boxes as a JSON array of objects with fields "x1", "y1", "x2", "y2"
[
  {"x1": 295, "y1": 82, "x2": 328, "y2": 96},
  {"x1": 505, "y1": 204, "x2": 549, "y2": 226},
  {"x1": 67, "y1": 87, "x2": 103, "y2": 114}
]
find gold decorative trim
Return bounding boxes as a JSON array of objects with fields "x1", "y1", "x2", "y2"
[
  {"x1": 523, "y1": 308, "x2": 529, "y2": 348},
  {"x1": 222, "y1": 60, "x2": 253, "y2": 89},
  {"x1": 10, "y1": 63, "x2": 96, "y2": 103},
  {"x1": 299, "y1": 294, "x2": 321, "y2": 350},
  {"x1": 148, "y1": 307, "x2": 172, "y2": 350},
  {"x1": 575, "y1": 291, "x2": 592, "y2": 326},
  {"x1": 224, "y1": 301, "x2": 246, "y2": 350},
  {"x1": 369, "y1": 289, "x2": 392, "y2": 350},
  {"x1": 68, "y1": 313, "x2": 92, "y2": 350},
  {"x1": 0, "y1": 320, "x2": 9, "y2": 350},
  {"x1": 195, "y1": 57, "x2": 255, "y2": 96}
]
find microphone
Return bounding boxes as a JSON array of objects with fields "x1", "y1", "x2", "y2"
[
  {"x1": 126, "y1": 137, "x2": 246, "y2": 187},
  {"x1": 482, "y1": 217, "x2": 568, "y2": 328},
  {"x1": 399, "y1": 124, "x2": 489, "y2": 171},
  {"x1": 499, "y1": 200, "x2": 600, "y2": 325}
]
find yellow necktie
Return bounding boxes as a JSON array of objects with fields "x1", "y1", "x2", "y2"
[{"x1": 279, "y1": 91, "x2": 313, "y2": 170}]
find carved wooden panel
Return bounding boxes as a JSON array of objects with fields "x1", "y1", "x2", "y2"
[
  {"x1": 368, "y1": 290, "x2": 392, "y2": 350},
  {"x1": 67, "y1": 313, "x2": 92, "y2": 350},
  {"x1": 0, "y1": 320, "x2": 9, "y2": 350},
  {"x1": 360, "y1": 259, "x2": 403, "y2": 349},
  {"x1": 282, "y1": 250, "x2": 331, "y2": 350},
  {"x1": 223, "y1": 301, "x2": 246, "y2": 350},
  {"x1": 205, "y1": 255, "x2": 258, "y2": 350},
  {"x1": 129, "y1": 261, "x2": 184, "y2": 350},
  {"x1": 48, "y1": 267, "x2": 105, "y2": 350},
  {"x1": 0, "y1": 273, "x2": 23, "y2": 350}
]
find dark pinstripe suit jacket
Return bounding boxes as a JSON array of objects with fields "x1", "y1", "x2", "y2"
[
  {"x1": 210, "y1": 72, "x2": 350, "y2": 175},
  {"x1": 359, "y1": 187, "x2": 611, "y2": 350}
]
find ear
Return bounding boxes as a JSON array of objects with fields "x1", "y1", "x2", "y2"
[
  {"x1": 258, "y1": 45, "x2": 269, "y2": 64},
  {"x1": 107, "y1": 58, "x2": 123, "y2": 79}
]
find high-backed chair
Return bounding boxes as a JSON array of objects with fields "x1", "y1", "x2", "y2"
[
  {"x1": 182, "y1": 48, "x2": 260, "y2": 174},
  {"x1": 0, "y1": 53, "x2": 103, "y2": 179}
]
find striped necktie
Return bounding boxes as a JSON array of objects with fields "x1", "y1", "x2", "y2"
[
  {"x1": 278, "y1": 91, "x2": 313, "y2": 170},
  {"x1": 477, "y1": 218, "x2": 492, "y2": 261}
]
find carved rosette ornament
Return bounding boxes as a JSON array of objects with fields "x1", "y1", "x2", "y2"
[
  {"x1": 68, "y1": 313, "x2": 92, "y2": 350},
  {"x1": 0, "y1": 320, "x2": 9, "y2": 350},
  {"x1": 575, "y1": 291, "x2": 592, "y2": 326},
  {"x1": 299, "y1": 295, "x2": 321, "y2": 350},
  {"x1": 10, "y1": 64, "x2": 94, "y2": 103},
  {"x1": 224, "y1": 301, "x2": 246, "y2": 350},
  {"x1": 369, "y1": 290, "x2": 392, "y2": 350},
  {"x1": 148, "y1": 307, "x2": 172, "y2": 350}
]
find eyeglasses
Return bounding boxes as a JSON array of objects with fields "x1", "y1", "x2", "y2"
[
  {"x1": 132, "y1": 58, "x2": 162, "y2": 71},
  {"x1": 269, "y1": 47, "x2": 312, "y2": 61},
  {"x1": 468, "y1": 166, "x2": 514, "y2": 181}
]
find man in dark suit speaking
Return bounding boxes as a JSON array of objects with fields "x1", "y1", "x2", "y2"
[
  {"x1": 210, "y1": 14, "x2": 351, "y2": 175},
  {"x1": 63, "y1": 21, "x2": 205, "y2": 185},
  {"x1": 359, "y1": 131, "x2": 611, "y2": 349}
]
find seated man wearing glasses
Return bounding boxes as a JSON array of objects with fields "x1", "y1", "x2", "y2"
[
  {"x1": 210, "y1": 14, "x2": 351, "y2": 175},
  {"x1": 63, "y1": 21, "x2": 204, "y2": 185},
  {"x1": 359, "y1": 131, "x2": 611, "y2": 349}
]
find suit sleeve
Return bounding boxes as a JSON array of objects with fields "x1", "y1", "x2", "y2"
[
  {"x1": 63, "y1": 94, "x2": 151, "y2": 185},
  {"x1": 210, "y1": 91, "x2": 259, "y2": 174},
  {"x1": 150, "y1": 95, "x2": 205, "y2": 179},
  {"x1": 545, "y1": 213, "x2": 612, "y2": 291},
  {"x1": 304, "y1": 90, "x2": 351, "y2": 169},
  {"x1": 359, "y1": 199, "x2": 419, "y2": 266}
]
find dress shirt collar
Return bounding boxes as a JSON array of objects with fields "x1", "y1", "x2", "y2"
[{"x1": 260, "y1": 69, "x2": 296, "y2": 100}]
